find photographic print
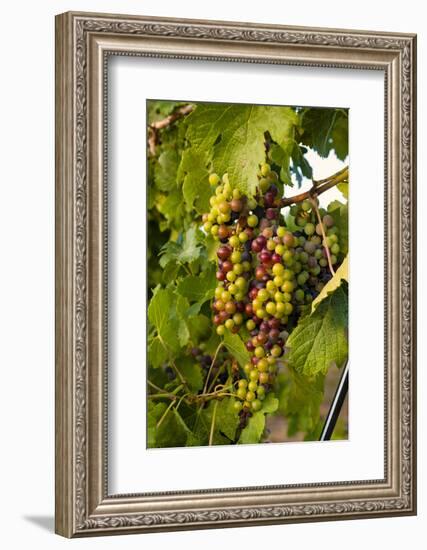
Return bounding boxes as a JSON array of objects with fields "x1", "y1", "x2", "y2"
[
  {"x1": 56, "y1": 12, "x2": 416, "y2": 536},
  {"x1": 147, "y1": 100, "x2": 349, "y2": 448}
]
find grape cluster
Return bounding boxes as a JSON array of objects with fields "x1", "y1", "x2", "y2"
[{"x1": 202, "y1": 164, "x2": 341, "y2": 420}]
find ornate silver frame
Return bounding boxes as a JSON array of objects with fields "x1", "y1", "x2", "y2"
[{"x1": 55, "y1": 11, "x2": 417, "y2": 537}]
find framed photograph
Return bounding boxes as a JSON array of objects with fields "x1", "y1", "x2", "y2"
[{"x1": 55, "y1": 11, "x2": 417, "y2": 537}]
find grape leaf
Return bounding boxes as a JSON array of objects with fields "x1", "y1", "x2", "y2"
[
  {"x1": 278, "y1": 370, "x2": 324, "y2": 436},
  {"x1": 147, "y1": 287, "x2": 181, "y2": 354},
  {"x1": 190, "y1": 397, "x2": 239, "y2": 446},
  {"x1": 187, "y1": 314, "x2": 211, "y2": 343},
  {"x1": 178, "y1": 226, "x2": 202, "y2": 264},
  {"x1": 177, "y1": 264, "x2": 216, "y2": 303},
  {"x1": 158, "y1": 242, "x2": 181, "y2": 268},
  {"x1": 239, "y1": 411, "x2": 265, "y2": 444},
  {"x1": 290, "y1": 141, "x2": 313, "y2": 186},
  {"x1": 223, "y1": 330, "x2": 250, "y2": 368},
  {"x1": 148, "y1": 287, "x2": 171, "y2": 333},
  {"x1": 172, "y1": 293, "x2": 190, "y2": 347},
  {"x1": 287, "y1": 284, "x2": 348, "y2": 376},
  {"x1": 212, "y1": 397, "x2": 240, "y2": 442},
  {"x1": 147, "y1": 401, "x2": 167, "y2": 447},
  {"x1": 299, "y1": 108, "x2": 348, "y2": 161},
  {"x1": 156, "y1": 187, "x2": 185, "y2": 229},
  {"x1": 337, "y1": 181, "x2": 348, "y2": 199},
  {"x1": 261, "y1": 393, "x2": 279, "y2": 414},
  {"x1": 238, "y1": 393, "x2": 278, "y2": 444},
  {"x1": 148, "y1": 337, "x2": 168, "y2": 369},
  {"x1": 159, "y1": 226, "x2": 203, "y2": 268},
  {"x1": 269, "y1": 142, "x2": 293, "y2": 186},
  {"x1": 312, "y1": 255, "x2": 348, "y2": 311},
  {"x1": 176, "y1": 356, "x2": 204, "y2": 392},
  {"x1": 152, "y1": 407, "x2": 194, "y2": 448},
  {"x1": 179, "y1": 103, "x2": 299, "y2": 197},
  {"x1": 155, "y1": 148, "x2": 179, "y2": 192},
  {"x1": 179, "y1": 148, "x2": 211, "y2": 214}
]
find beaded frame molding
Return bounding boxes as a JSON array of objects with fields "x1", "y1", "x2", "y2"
[{"x1": 55, "y1": 11, "x2": 417, "y2": 538}]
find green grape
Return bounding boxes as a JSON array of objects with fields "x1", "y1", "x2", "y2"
[
  {"x1": 246, "y1": 391, "x2": 256, "y2": 402},
  {"x1": 236, "y1": 387, "x2": 247, "y2": 400},
  {"x1": 260, "y1": 163, "x2": 271, "y2": 176},
  {"x1": 265, "y1": 239, "x2": 275, "y2": 251},
  {"x1": 209, "y1": 174, "x2": 221, "y2": 185},
  {"x1": 248, "y1": 381, "x2": 258, "y2": 392},
  {"x1": 233, "y1": 401, "x2": 243, "y2": 412},
  {"x1": 247, "y1": 214, "x2": 259, "y2": 227},
  {"x1": 257, "y1": 359, "x2": 268, "y2": 372},
  {"x1": 226, "y1": 271, "x2": 236, "y2": 282},
  {"x1": 304, "y1": 223, "x2": 315, "y2": 236},
  {"x1": 255, "y1": 346, "x2": 265, "y2": 358},
  {"x1": 246, "y1": 319, "x2": 256, "y2": 331},
  {"x1": 229, "y1": 235, "x2": 240, "y2": 248},
  {"x1": 251, "y1": 399, "x2": 262, "y2": 412},
  {"x1": 225, "y1": 319, "x2": 234, "y2": 330}
]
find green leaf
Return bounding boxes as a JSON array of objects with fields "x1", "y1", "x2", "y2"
[
  {"x1": 291, "y1": 141, "x2": 313, "y2": 185},
  {"x1": 148, "y1": 287, "x2": 171, "y2": 333},
  {"x1": 278, "y1": 370, "x2": 325, "y2": 436},
  {"x1": 237, "y1": 393, "x2": 278, "y2": 444},
  {"x1": 147, "y1": 287, "x2": 181, "y2": 354},
  {"x1": 176, "y1": 264, "x2": 216, "y2": 303},
  {"x1": 148, "y1": 337, "x2": 168, "y2": 368},
  {"x1": 269, "y1": 142, "x2": 292, "y2": 186},
  {"x1": 223, "y1": 330, "x2": 250, "y2": 368},
  {"x1": 156, "y1": 188, "x2": 185, "y2": 229},
  {"x1": 147, "y1": 401, "x2": 167, "y2": 447},
  {"x1": 172, "y1": 293, "x2": 191, "y2": 347},
  {"x1": 187, "y1": 314, "x2": 211, "y2": 343},
  {"x1": 287, "y1": 284, "x2": 348, "y2": 376},
  {"x1": 159, "y1": 226, "x2": 203, "y2": 269},
  {"x1": 300, "y1": 108, "x2": 348, "y2": 161},
  {"x1": 176, "y1": 356, "x2": 204, "y2": 392},
  {"x1": 337, "y1": 181, "x2": 348, "y2": 199},
  {"x1": 312, "y1": 255, "x2": 348, "y2": 311},
  {"x1": 158, "y1": 242, "x2": 181, "y2": 268},
  {"x1": 239, "y1": 412, "x2": 265, "y2": 444},
  {"x1": 152, "y1": 407, "x2": 194, "y2": 448},
  {"x1": 161, "y1": 262, "x2": 180, "y2": 285},
  {"x1": 180, "y1": 149, "x2": 211, "y2": 214},
  {"x1": 177, "y1": 226, "x2": 202, "y2": 264},
  {"x1": 190, "y1": 397, "x2": 239, "y2": 446},
  {"x1": 212, "y1": 397, "x2": 240, "y2": 442},
  {"x1": 261, "y1": 393, "x2": 279, "y2": 414},
  {"x1": 179, "y1": 103, "x2": 299, "y2": 197},
  {"x1": 155, "y1": 148, "x2": 179, "y2": 192}
]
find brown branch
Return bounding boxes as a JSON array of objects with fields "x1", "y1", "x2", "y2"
[
  {"x1": 279, "y1": 166, "x2": 348, "y2": 207},
  {"x1": 150, "y1": 104, "x2": 194, "y2": 130},
  {"x1": 148, "y1": 104, "x2": 194, "y2": 156}
]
